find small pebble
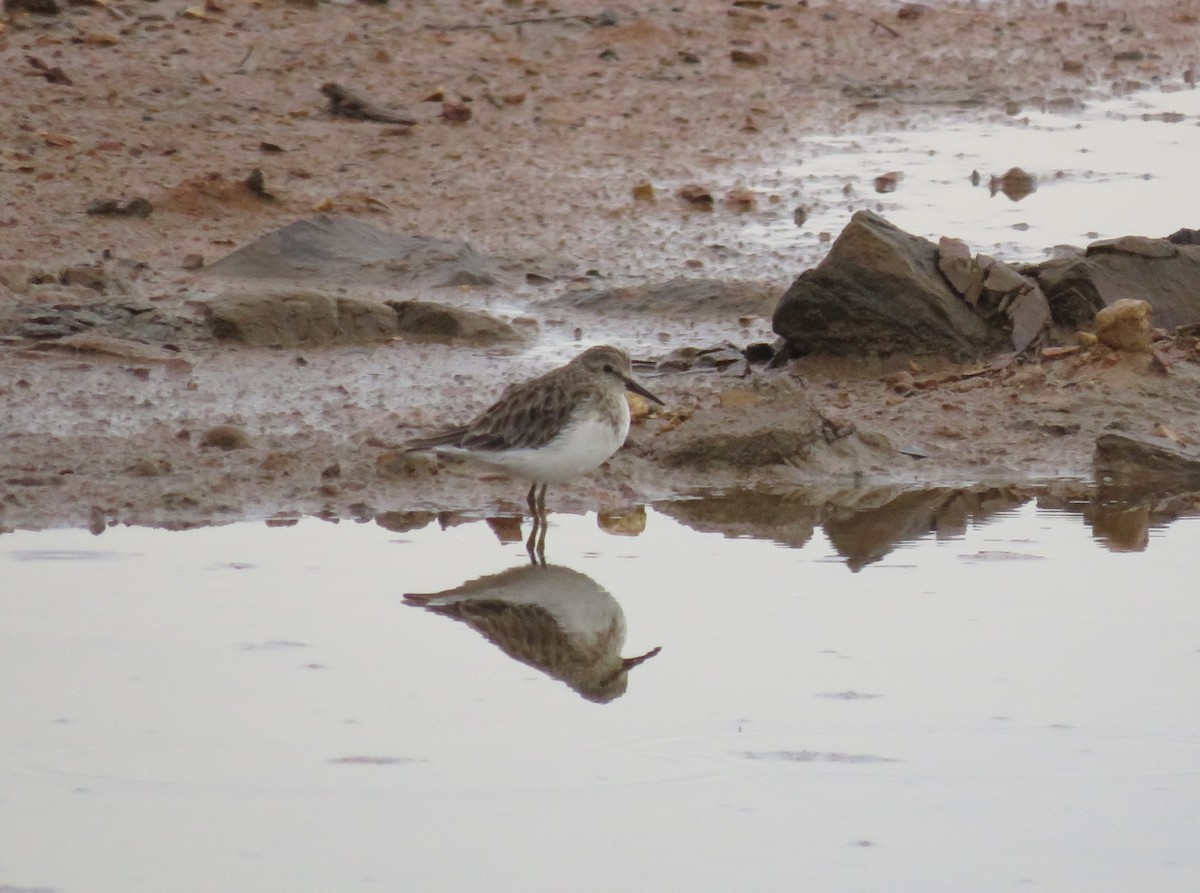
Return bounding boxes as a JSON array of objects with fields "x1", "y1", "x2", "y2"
[{"x1": 199, "y1": 424, "x2": 250, "y2": 450}]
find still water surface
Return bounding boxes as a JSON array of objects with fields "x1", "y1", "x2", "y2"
[
  {"x1": 2, "y1": 495, "x2": 1198, "y2": 892},
  {"x1": 746, "y1": 87, "x2": 1200, "y2": 266}
]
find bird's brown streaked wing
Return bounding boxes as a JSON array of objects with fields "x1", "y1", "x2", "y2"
[{"x1": 457, "y1": 377, "x2": 577, "y2": 452}]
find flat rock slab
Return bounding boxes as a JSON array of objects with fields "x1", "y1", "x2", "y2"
[
  {"x1": 0, "y1": 298, "x2": 201, "y2": 345},
  {"x1": 204, "y1": 289, "x2": 396, "y2": 346},
  {"x1": 25, "y1": 332, "x2": 192, "y2": 364},
  {"x1": 204, "y1": 214, "x2": 505, "y2": 288},
  {"x1": 1034, "y1": 239, "x2": 1200, "y2": 329},
  {"x1": 204, "y1": 290, "x2": 524, "y2": 347},
  {"x1": 650, "y1": 394, "x2": 893, "y2": 474},
  {"x1": 1094, "y1": 432, "x2": 1200, "y2": 480}
]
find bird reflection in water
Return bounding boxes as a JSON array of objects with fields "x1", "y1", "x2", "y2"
[{"x1": 404, "y1": 564, "x2": 661, "y2": 703}]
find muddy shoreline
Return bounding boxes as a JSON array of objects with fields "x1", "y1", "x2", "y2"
[{"x1": 3, "y1": 0, "x2": 1200, "y2": 535}]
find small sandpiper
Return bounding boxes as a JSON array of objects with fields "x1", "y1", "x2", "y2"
[
  {"x1": 404, "y1": 345, "x2": 664, "y2": 562},
  {"x1": 404, "y1": 563, "x2": 662, "y2": 702}
]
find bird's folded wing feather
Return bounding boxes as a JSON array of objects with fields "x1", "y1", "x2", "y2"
[
  {"x1": 458, "y1": 377, "x2": 577, "y2": 451},
  {"x1": 404, "y1": 376, "x2": 578, "y2": 452}
]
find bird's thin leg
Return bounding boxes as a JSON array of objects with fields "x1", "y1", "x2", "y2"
[
  {"x1": 534, "y1": 483, "x2": 548, "y2": 565},
  {"x1": 525, "y1": 482, "x2": 541, "y2": 565}
]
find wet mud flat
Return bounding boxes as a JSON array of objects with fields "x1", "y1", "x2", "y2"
[
  {"x1": 3, "y1": 0, "x2": 1200, "y2": 534},
  {"x1": 4, "y1": 207, "x2": 1200, "y2": 536}
]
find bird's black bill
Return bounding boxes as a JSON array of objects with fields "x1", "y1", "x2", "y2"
[{"x1": 623, "y1": 377, "x2": 665, "y2": 406}]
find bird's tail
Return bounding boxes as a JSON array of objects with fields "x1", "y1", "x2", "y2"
[{"x1": 402, "y1": 427, "x2": 469, "y2": 452}]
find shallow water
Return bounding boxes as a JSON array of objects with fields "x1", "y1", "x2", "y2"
[
  {"x1": 2, "y1": 491, "x2": 1199, "y2": 892},
  {"x1": 745, "y1": 88, "x2": 1200, "y2": 267}
]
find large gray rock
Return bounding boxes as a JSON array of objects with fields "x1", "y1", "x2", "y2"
[
  {"x1": 772, "y1": 211, "x2": 1005, "y2": 357},
  {"x1": 1033, "y1": 237, "x2": 1200, "y2": 329},
  {"x1": 204, "y1": 214, "x2": 504, "y2": 288}
]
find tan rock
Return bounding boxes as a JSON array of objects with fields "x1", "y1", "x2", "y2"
[
  {"x1": 598, "y1": 507, "x2": 647, "y2": 537},
  {"x1": 1094, "y1": 298, "x2": 1153, "y2": 353},
  {"x1": 626, "y1": 392, "x2": 652, "y2": 422}
]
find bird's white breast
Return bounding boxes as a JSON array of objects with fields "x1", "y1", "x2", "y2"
[{"x1": 442, "y1": 400, "x2": 630, "y2": 484}]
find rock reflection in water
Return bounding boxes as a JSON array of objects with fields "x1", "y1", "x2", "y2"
[
  {"x1": 652, "y1": 491, "x2": 819, "y2": 550},
  {"x1": 822, "y1": 487, "x2": 1027, "y2": 571},
  {"x1": 404, "y1": 564, "x2": 660, "y2": 703},
  {"x1": 658, "y1": 486, "x2": 1027, "y2": 570},
  {"x1": 1042, "y1": 485, "x2": 1200, "y2": 553},
  {"x1": 660, "y1": 483, "x2": 1200, "y2": 566}
]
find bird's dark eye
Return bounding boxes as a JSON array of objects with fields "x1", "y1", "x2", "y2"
[{"x1": 603, "y1": 364, "x2": 614, "y2": 373}]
